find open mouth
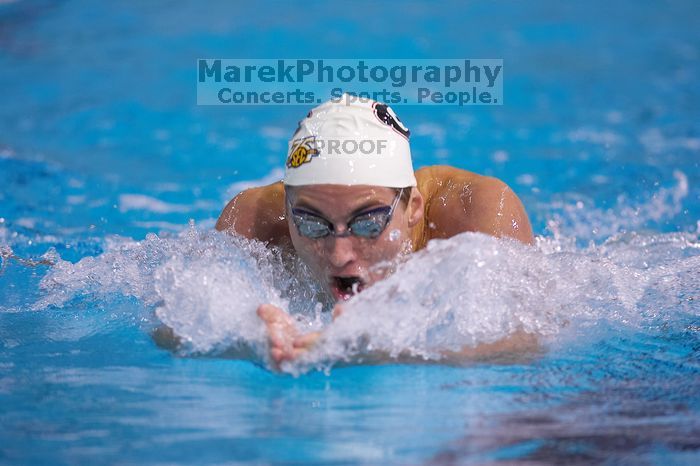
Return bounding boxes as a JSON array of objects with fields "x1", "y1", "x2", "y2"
[{"x1": 331, "y1": 276, "x2": 364, "y2": 301}]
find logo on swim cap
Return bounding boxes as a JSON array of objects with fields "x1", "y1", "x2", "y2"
[
  {"x1": 286, "y1": 136, "x2": 320, "y2": 168},
  {"x1": 373, "y1": 103, "x2": 410, "y2": 140}
]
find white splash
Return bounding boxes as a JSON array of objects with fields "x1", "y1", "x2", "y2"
[
  {"x1": 33, "y1": 227, "x2": 325, "y2": 358},
  {"x1": 543, "y1": 170, "x2": 689, "y2": 241},
  {"x1": 32, "y1": 223, "x2": 700, "y2": 374},
  {"x1": 290, "y1": 231, "x2": 700, "y2": 372}
]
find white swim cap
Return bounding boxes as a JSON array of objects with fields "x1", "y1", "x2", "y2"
[{"x1": 283, "y1": 94, "x2": 417, "y2": 187}]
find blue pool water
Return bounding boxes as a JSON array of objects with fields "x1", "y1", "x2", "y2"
[{"x1": 1, "y1": 0, "x2": 700, "y2": 464}]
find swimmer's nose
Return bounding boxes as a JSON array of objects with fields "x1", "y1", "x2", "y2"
[{"x1": 327, "y1": 236, "x2": 357, "y2": 269}]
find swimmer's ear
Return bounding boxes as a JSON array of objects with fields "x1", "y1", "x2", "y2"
[{"x1": 406, "y1": 188, "x2": 424, "y2": 228}]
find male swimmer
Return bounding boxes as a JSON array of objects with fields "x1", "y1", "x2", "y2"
[{"x1": 212, "y1": 94, "x2": 536, "y2": 367}]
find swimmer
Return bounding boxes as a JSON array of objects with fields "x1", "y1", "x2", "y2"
[{"x1": 214, "y1": 94, "x2": 536, "y2": 367}]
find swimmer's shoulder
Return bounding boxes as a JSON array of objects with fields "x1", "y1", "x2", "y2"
[
  {"x1": 414, "y1": 164, "x2": 493, "y2": 210},
  {"x1": 415, "y1": 165, "x2": 534, "y2": 245},
  {"x1": 216, "y1": 181, "x2": 290, "y2": 245},
  {"x1": 415, "y1": 165, "x2": 482, "y2": 195}
]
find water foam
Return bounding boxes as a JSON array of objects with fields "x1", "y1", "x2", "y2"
[
  {"x1": 33, "y1": 225, "x2": 326, "y2": 361},
  {"x1": 31, "y1": 222, "x2": 699, "y2": 374},
  {"x1": 291, "y1": 231, "x2": 699, "y2": 373},
  {"x1": 543, "y1": 170, "x2": 689, "y2": 241}
]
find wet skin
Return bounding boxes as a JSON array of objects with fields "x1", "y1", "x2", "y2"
[
  {"x1": 285, "y1": 184, "x2": 423, "y2": 301},
  {"x1": 216, "y1": 165, "x2": 536, "y2": 368}
]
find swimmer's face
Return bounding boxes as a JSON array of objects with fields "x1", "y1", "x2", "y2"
[{"x1": 285, "y1": 184, "x2": 424, "y2": 301}]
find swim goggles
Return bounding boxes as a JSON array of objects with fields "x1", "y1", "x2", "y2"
[{"x1": 289, "y1": 189, "x2": 404, "y2": 239}]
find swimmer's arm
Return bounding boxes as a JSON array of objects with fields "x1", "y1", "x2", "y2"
[
  {"x1": 151, "y1": 324, "x2": 260, "y2": 360},
  {"x1": 332, "y1": 304, "x2": 538, "y2": 364},
  {"x1": 431, "y1": 175, "x2": 534, "y2": 245},
  {"x1": 438, "y1": 330, "x2": 540, "y2": 363},
  {"x1": 215, "y1": 181, "x2": 290, "y2": 245},
  {"x1": 258, "y1": 304, "x2": 539, "y2": 367},
  {"x1": 339, "y1": 330, "x2": 540, "y2": 366}
]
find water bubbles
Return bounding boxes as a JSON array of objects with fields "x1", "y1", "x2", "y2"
[
  {"x1": 389, "y1": 229, "x2": 401, "y2": 241},
  {"x1": 294, "y1": 230, "x2": 700, "y2": 372},
  {"x1": 28, "y1": 212, "x2": 700, "y2": 375},
  {"x1": 33, "y1": 227, "x2": 325, "y2": 357},
  {"x1": 544, "y1": 171, "x2": 689, "y2": 241}
]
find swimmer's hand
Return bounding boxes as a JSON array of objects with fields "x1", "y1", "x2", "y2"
[
  {"x1": 151, "y1": 324, "x2": 181, "y2": 350},
  {"x1": 256, "y1": 303, "x2": 343, "y2": 369},
  {"x1": 256, "y1": 304, "x2": 318, "y2": 368}
]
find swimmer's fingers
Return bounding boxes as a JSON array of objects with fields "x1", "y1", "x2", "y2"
[
  {"x1": 293, "y1": 331, "x2": 321, "y2": 350},
  {"x1": 257, "y1": 304, "x2": 300, "y2": 367},
  {"x1": 272, "y1": 331, "x2": 321, "y2": 367},
  {"x1": 270, "y1": 347, "x2": 292, "y2": 365},
  {"x1": 257, "y1": 304, "x2": 297, "y2": 334},
  {"x1": 270, "y1": 348, "x2": 309, "y2": 368},
  {"x1": 268, "y1": 323, "x2": 295, "y2": 353},
  {"x1": 257, "y1": 305, "x2": 286, "y2": 347},
  {"x1": 256, "y1": 303, "x2": 290, "y2": 324},
  {"x1": 269, "y1": 330, "x2": 296, "y2": 366},
  {"x1": 267, "y1": 321, "x2": 291, "y2": 351}
]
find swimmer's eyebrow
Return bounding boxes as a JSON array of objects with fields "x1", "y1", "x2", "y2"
[
  {"x1": 292, "y1": 199, "x2": 390, "y2": 218},
  {"x1": 349, "y1": 201, "x2": 389, "y2": 216},
  {"x1": 291, "y1": 200, "x2": 326, "y2": 216}
]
